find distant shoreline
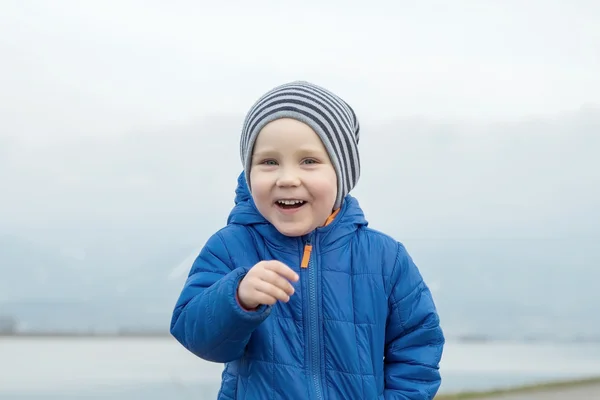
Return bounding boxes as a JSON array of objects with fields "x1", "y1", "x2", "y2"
[
  {"x1": 0, "y1": 331, "x2": 171, "y2": 339},
  {"x1": 2, "y1": 332, "x2": 599, "y2": 343}
]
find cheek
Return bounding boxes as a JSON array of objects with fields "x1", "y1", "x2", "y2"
[
  {"x1": 249, "y1": 171, "x2": 271, "y2": 204},
  {"x1": 312, "y1": 171, "x2": 337, "y2": 205}
]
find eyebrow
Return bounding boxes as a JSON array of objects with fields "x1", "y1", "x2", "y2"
[{"x1": 254, "y1": 147, "x2": 325, "y2": 157}]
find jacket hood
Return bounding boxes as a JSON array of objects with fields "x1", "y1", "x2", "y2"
[
  {"x1": 227, "y1": 171, "x2": 269, "y2": 226},
  {"x1": 227, "y1": 171, "x2": 368, "y2": 245}
]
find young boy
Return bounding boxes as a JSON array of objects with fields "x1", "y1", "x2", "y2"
[{"x1": 170, "y1": 81, "x2": 444, "y2": 399}]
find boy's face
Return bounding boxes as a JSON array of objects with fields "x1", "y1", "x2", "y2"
[{"x1": 249, "y1": 118, "x2": 337, "y2": 237}]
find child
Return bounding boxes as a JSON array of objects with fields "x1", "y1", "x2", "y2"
[{"x1": 170, "y1": 81, "x2": 445, "y2": 399}]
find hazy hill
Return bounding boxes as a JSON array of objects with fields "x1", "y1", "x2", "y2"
[{"x1": 1, "y1": 108, "x2": 598, "y2": 340}]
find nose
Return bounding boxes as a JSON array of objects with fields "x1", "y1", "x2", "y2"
[{"x1": 276, "y1": 167, "x2": 301, "y2": 187}]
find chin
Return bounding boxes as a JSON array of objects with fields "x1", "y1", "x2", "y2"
[{"x1": 273, "y1": 223, "x2": 312, "y2": 238}]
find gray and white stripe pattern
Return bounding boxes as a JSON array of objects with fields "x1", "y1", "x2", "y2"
[{"x1": 240, "y1": 80, "x2": 361, "y2": 210}]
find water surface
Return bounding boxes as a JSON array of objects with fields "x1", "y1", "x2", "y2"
[{"x1": 1, "y1": 337, "x2": 599, "y2": 399}]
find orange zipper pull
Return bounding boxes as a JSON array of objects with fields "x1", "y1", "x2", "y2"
[{"x1": 301, "y1": 244, "x2": 312, "y2": 268}]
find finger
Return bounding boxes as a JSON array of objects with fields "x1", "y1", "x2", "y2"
[
  {"x1": 255, "y1": 280, "x2": 292, "y2": 303},
  {"x1": 264, "y1": 260, "x2": 299, "y2": 282},
  {"x1": 261, "y1": 269, "x2": 295, "y2": 296},
  {"x1": 252, "y1": 292, "x2": 278, "y2": 306}
]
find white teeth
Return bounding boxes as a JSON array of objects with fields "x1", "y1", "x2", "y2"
[{"x1": 277, "y1": 199, "x2": 304, "y2": 205}]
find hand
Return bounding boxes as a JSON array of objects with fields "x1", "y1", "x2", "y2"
[{"x1": 237, "y1": 260, "x2": 299, "y2": 309}]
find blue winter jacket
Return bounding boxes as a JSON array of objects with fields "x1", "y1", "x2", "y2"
[{"x1": 170, "y1": 172, "x2": 444, "y2": 399}]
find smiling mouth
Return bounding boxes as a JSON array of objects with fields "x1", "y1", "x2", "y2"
[{"x1": 275, "y1": 199, "x2": 306, "y2": 210}]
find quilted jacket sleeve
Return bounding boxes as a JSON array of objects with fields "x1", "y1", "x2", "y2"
[
  {"x1": 384, "y1": 243, "x2": 445, "y2": 399},
  {"x1": 170, "y1": 230, "x2": 271, "y2": 363}
]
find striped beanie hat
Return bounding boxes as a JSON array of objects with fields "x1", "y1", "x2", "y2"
[{"x1": 240, "y1": 80, "x2": 361, "y2": 210}]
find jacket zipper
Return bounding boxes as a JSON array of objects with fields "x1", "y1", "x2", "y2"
[{"x1": 301, "y1": 234, "x2": 324, "y2": 400}]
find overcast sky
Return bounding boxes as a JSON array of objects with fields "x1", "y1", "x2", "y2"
[
  {"x1": 1, "y1": 1, "x2": 599, "y2": 262},
  {"x1": 1, "y1": 2, "x2": 600, "y2": 330},
  {"x1": 1, "y1": 0, "x2": 599, "y2": 142}
]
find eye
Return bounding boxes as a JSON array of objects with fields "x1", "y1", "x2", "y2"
[
  {"x1": 302, "y1": 158, "x2": 318, "y2": 165},
  {"x1": 261, "y1": 159, "x2": 278, "y2": 166}
]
